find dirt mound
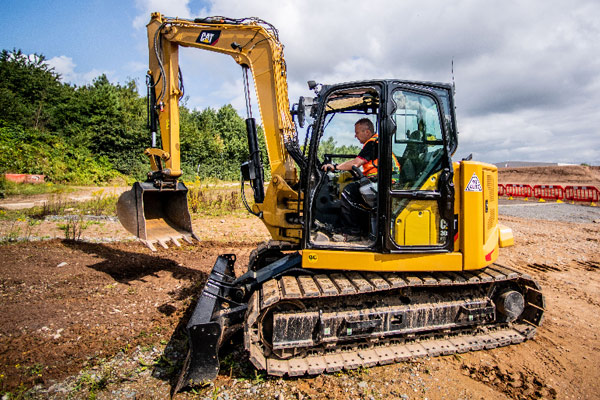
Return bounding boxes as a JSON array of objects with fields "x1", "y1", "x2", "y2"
[
  {"x1": 461, "y1": 362, "x2": 557, "y2": 399},
  {"x1": 499, "y1": 165, "x2": 600, "y2": 186}
]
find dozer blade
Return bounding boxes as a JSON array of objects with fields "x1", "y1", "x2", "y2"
[
  {"x1": 116, "y1": 181, "x2": 199, "y2": 250},
  {"x1": 175, "y1": 254, "x2": 247, "y2": 391}
]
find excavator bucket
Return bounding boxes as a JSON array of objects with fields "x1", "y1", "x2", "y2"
[{"x1": 117, "y1": 181, "x2": 198, "y2": 250}]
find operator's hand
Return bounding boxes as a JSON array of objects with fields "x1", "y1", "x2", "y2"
[{"x1": 321, "y1": 163, "x2": 336, "y2": 172}]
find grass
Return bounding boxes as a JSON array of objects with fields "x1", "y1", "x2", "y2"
[
  {"x1": 57, "y1": 214, "x2": 91, "y2": 241},
  {"x1": 0, "y1": 179, "x2": 74, "y2": 198},
  {"x1": 0, "y1": 214, "x2": 41, "y2": 243},
  {"x1": 1, "y1": 179, "x2": 248, "y2": 219},
  {"x1": 0, "y1": 189, "x2": 119, "y2": 221},
  {"x1": 0, "y1": 362, "x2": 46, "y2": 400},
  {"x1": 72, "y1": 367, "x2": 112, "y2": 400},
  {"x1": 1, "y1": 181, "x2": 246, "y2": 220},
  {"x1": 0, "y1": 180, "x2": 252, "y2": 244},
  {"x1": 183, "y1": 179, "x2": 251, "y2": 216},
  {"x1": 78, "y1": 189, "x2": 118, "y2": 216}
]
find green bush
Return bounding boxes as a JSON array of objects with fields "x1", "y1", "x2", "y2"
[
  {"x1": 0, "y1": 125, "x2": 122, "y2": 184},
  {"x1": 0, "y1": 48, "x2": 276, "y2": 185}
]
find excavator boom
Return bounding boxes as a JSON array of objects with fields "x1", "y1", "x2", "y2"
[{"x1": 117, "y1": 13, "x2": 304, "y2": 249}]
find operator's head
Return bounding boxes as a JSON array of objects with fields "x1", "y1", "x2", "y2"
[{"x1": 354, "y1": 118, "x2": 375, "y2": 144}]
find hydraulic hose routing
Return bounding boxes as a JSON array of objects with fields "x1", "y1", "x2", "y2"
[{"x1": 240, "y1": 66, "x2": 265, "y2": 204}]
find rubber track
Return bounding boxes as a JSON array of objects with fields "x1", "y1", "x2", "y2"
[{"x1": 244, "y1": 264, "x2": 544, "y2": 377}]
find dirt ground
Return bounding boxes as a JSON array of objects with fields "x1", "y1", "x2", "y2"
[
  {"x1": 0, "y1": 166, "x2": 599, "y2": 399},
  {"x1": 498, "y1": 164, "x2": 600, "y2": 187}
]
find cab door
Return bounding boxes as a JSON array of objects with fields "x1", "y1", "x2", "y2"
[{"x1": 381, "y1": 85, "x2": 455, "y2": 252}]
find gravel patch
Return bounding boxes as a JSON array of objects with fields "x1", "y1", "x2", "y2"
[{"x1": 499, "y1": 200, "x2": 600, "y2": 224}]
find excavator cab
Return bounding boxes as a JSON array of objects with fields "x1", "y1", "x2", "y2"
[{"x1": 305, "y1": 81, "x2": 457, "y2": 251}]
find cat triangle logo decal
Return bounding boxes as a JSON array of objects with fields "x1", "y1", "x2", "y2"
[{"x1": 465, "y1": 173, "x2": 482, "y2": 192}]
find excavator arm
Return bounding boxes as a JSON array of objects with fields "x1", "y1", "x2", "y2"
[
  {"x1": 117, "y1": 13, "x2": 303, "y2": 248},
  {"x1": 146, "y1": 13, "x2": 298, "y2": 181}
]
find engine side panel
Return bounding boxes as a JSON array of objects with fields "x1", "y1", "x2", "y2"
[{"x1": 458, "y1": 161, "x2": 501, "y2": 270}]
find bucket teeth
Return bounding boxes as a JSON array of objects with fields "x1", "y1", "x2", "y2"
[
  {"x1": 140, "y1": 239, "x2": 157, "y2": 252},
  {"x1": 139, "y1": 234, "x2": 199, "y2": 251}
]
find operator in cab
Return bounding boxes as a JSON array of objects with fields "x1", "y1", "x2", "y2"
[{"x1": 321, "y1": 118, "x2": 378, "y2": 237}]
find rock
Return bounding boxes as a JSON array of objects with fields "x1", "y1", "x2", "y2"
[
  {"x1": 124, "y1": 390, "x2": 137, "y2": 399},
  {"x1": 358, "y1": 381, "x2": 368, "y2": 389},
  {"x1": 313, "y1": 232, "x2": 330, "y2": 243},
  {"x1": 57, "y1": 262, "x2": 68, "y2": 268},
  {"x1": 509, "y1": 379, "x2": 523, "y2": 388},
  {"x1": 497, "y1": 365, "x2": 509, "y2": 377}
]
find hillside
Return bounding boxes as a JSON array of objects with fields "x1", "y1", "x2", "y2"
[{"x1": 498, "y1": 165, "x2": 600, "y2": 187}]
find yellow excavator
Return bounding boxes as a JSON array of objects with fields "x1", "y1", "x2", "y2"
[{"x1": 117, "y1": 13, "x2": 544, "y2": 390}]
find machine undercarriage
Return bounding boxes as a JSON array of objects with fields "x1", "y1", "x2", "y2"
[
  {"x1": 176, "y1": 243, "x2": 544, "y2": 389},
  {"x1": 246, "y1": 263, "x2": 544, "y2": 377}
]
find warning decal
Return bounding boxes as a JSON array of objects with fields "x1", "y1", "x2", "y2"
[{"x1": 465, "y1": 173, "x2": 483, "y2": 192}]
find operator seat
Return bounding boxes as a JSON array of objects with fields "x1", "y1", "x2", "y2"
[{"x1": 399, "y1": 130, "x2": 428, "y2": 189}]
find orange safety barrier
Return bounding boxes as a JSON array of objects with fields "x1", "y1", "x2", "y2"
[
  {"x1": 498, "y1": 184, "x2": 506, "y2": 197},
  {"x1": 564, "y1": 186, "x2": 599, "y2": 203},
  {"x1": 3, "y1": 174, "x2": 45, "y2": 184},
  {"x1": 533, "y1": 185, "x2": 565, "y2": 202},
  {"x1": 504, "y1": 184, "x2": 533, "y2": 199}
]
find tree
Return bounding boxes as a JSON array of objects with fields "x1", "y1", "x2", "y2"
[
  {"x1": 57, "y1": 75, "x2": 148, "y2": 177},
  {"x1": 0, "y1": 49, "x2": 64, "y2": 129},
  {"x1": 0, "y1": 47, "x2": 277, "y2": 183}
]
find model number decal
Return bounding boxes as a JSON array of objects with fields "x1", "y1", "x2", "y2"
[
  {"x1": 196, "y1": 30, "x2": 221, "y2": 46},
  {"x1": 307, "y1": 253, "x2": 318, "y2": 263}
]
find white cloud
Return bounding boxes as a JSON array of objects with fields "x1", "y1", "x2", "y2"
[
  {"x1": 129, "y1": 0, "x2": 600, "y2": 164},
  {"x1": 125, "y1": 60, "x2": 147, "y2": 75},
  {"x1": 46, "y1": 55, "x2": 113, "y2": 86},
  {"x1": 133, "y1": 0, "x2": 192, "y2": 30},
  {"x1": 46, "y1": 55, "x2": 76, "y2": 81}
]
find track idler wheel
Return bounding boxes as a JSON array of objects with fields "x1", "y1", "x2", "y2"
[{"x1": 496, "y1": 289, "x2": 525, "y2": 322}]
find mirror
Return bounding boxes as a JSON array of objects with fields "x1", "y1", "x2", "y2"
[{"x1": 297, "y1": 96, "x2": 306, "y2": 128}]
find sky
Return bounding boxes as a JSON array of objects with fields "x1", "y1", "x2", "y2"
[{"x1": 1, "y1": 0, "x2": 599, "y2": 165}]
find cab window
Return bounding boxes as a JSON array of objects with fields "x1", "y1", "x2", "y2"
[{"x1": 391, "y1": 90, "x2": 444, "y2": 191}]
